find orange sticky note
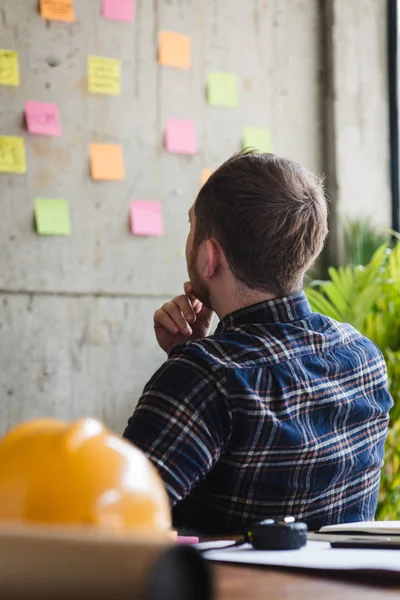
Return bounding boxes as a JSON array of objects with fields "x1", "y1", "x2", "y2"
[
  {"x1": 158, "y1": 31, "x2": 191, "y2": 70},
  {"x1": 40, "y1": 0, "x2": 75, "y2": 22},
  {"x1": 90, "y1": 144, "x2": 125, "y2": 181},
  {"x1": 201, "y1": 168, "x2": 213, "y2": 186}
]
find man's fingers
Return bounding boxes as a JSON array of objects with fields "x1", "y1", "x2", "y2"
[
  {"x1": 184, "y1": 282, "x2": 203, "y2": 313},
  {"x1": 153, "y1": 309, "x2": 179, "y2": 334},
  {"x1": 173, "y1": 295, "x2": 197, "y2": 324},
  {"x1": 184, "y1": 281, "x2": 193, "y2": 296},
  {"x1": 192, "y1": 300, "x2": 203, "y2": 313},
  {"x1": 161, "y1": 301, "x2": 192, "y2": 335},
  {"x1": 153, "y1": 289, "x2": 209, "y2": 339}
]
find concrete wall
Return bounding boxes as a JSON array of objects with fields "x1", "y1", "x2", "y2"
[
  {"x1": 0, "y1": 0, "x2": 391, "y2": 435},
  {"x1": 323, "y1": 0, "x2": 391, "y2": 261}
]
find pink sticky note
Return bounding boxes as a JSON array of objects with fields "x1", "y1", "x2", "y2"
[
  {"x1": 25, "y1": 101, "x2": 62, "y2": 137},
  {"x1": 130, "y1": 200, "x2": 164, "y2": 236},
  {"x1": 102, "y1": 0, "x2": 135, "y2": 22},
  {"x1": 165, "y1": 118, "x2": 197, "y2": 155},
  {"x1": 176, "y1": 536, "x2": 199, "y2": 545}
]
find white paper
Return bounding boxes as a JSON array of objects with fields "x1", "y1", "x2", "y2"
[
  {"x1": 205, "y1": 541, "x2": 400, "y2": 578},
  {"x1": 319, "y1": 521, "x2": 400, "y2": 535}
]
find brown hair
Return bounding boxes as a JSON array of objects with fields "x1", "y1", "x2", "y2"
[{"x1": 194, "y1": 151, "x2": 328, "y2": 297}]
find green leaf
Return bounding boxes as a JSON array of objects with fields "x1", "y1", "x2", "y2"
[
  {"x1": 321, "y1": 282, "x2": 347, "y2": 318},
  {"x1": 305, "y1": 288, "x2": 344, "y2": 321}
]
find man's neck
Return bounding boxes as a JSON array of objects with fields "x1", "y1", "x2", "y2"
[{"x1": 212, "y1": 287, "x2": 279, "y2": 321}]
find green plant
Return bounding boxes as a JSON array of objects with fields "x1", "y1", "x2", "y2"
[
  {"x1": 343, "y1": 219, "x2": 388, "y2": 267},
  {"x1": 306, "y1": 240, "x2": 400, "y2": 519},
  {"x1": 377, "y1": 420, "x2": 400, "y2": 519}
]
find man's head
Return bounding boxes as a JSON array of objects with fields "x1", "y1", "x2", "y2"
[{"x1": 186, "y1": 151, "x2": 328, "y2": 309}]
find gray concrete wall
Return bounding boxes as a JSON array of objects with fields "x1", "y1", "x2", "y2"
[
  {"x1": 323, "y1": 0, "x2": 391, "y2": 261},
  {"x1": 0, "y1": 0, "x2": 391, "y2": 435}
]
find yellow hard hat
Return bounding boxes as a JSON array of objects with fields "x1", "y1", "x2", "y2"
[{"x1": 0, "y1": 418, "x2": 171, "y2": 535}]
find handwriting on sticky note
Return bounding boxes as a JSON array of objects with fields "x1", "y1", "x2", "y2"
[
  {"x1": 0, "y1": 50, "x2": 20, "y2": 87},
  {"x1": 102, "y1": 0, "x2": 135, "y2": 22},
  {"x1": 88, "y1": 56, "x2": 121, "y2": 95},
  {"x1": 25, "y1": 101, "x2": 62, "y2": 137},
  {"x1": 35, "y1": 198, "x2": 71, "y2": 235},
  {"x1": 0, "y1": 136, "x2": 26, "y2": 174},
  {"x1": 165, "y1": 118, "x2": 197, "y2": 155},
  {"x1": 40, "y1": 0, "x2": 75, "y2": 22},
  {"x1": 158, "y1": 31, "x2": 191, "y2": 69},
  {"x1": 201, "y1": 168, "x2": 214, "y2": 186},
  {"x1": 130, "y1": 200, "x2": 164, "y2": 236},
  {"x1": 207, "y1": 72, "x2": 238, "y2": 107},
  {"x1": 90, "y1": 143, "x2": 125, "y2": 180},
  {"x1": 242, "y1": 128, "x2": 273, "y2": 153}
]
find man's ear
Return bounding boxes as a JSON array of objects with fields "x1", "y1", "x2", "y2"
[{"x1": 204, "y1": 238, "x2": 224, "y2": 280}]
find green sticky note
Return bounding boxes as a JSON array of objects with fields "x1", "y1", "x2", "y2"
[
  {"x1": 207, "y1": 72, "x2": 238, "y2": 107},
  {"x1": 242, "y1": 128, "x2": 273, "y2": 153},
  {"x1": 35, "y1": 198, "x2": 71, "y2": 235}
]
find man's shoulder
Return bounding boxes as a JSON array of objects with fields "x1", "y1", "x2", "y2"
[
  {"x1": 319, "y1": 316, "x2": 383, "y2": 354},
  {"x1": 169, "y1": 316, "x2": 386, "y2": 371},
  {"x1": 143, "y1": 339, "x2": 230, "y2": 405},
  {"x1": 313, "y1": 315, "x2": 387, "y2": 375},
  {"x1": 169, "y1": 336, "x2": 229, "y2": 369},
  {"x1": 169, "y1": 329, "x2": 279, "y2": 369}
]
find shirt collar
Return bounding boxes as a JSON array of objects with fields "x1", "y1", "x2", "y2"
[{"x1": 215, "y1": 292, "x2": 312, "y2": 334}]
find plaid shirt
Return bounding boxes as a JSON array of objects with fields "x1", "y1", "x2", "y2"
[{"x1": 124, "y1": 292, "x2": 392, "y2": 534}]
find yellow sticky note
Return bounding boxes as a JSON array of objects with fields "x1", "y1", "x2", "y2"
[
  {"x1": 40, "y1": 0, "x2": 75, "y2": 22},
  {"x1": 90, "y1": 143, "x2": 125, "y2": 180},
  {"x1": 201, "y1": 168, "x2": 213, "y2": 186},
  {"x1": 88, "y1": 56, "x2": 121, "y2": 95},
  {"x1": 35, "y1": 198, "x2": 71, "y2": 235},
  {"x1": 207, "y1": 73, "x2": 238, "y2": 107},
  {"x1": 0, "y1": 136, "x2": 27, "y2": 173},
  {"x1": 242, "y1": 128, "x2": 273, "y2": 153},
  {"x1": 0, "y1": 50, "x2": 20, "y2": 87},
  {"x1": 158, "y1": 31, "x2": 191, "y2": 69}
]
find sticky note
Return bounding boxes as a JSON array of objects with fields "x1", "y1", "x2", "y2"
[
  {"x1": 165, "y1": 118, "x2": 196, "y2": 155},
  {"x1": 207, "y1": 72, "x2": 238, "y2": 107},
  {"x1": 176, "y1": 536, "x2": 200, "y2": 545},
  {"x1": 242, "y1": 128, "x2": 273, "y2": 153},
  {"x1": 158, "y1": 31, "x2": 191, "y2": 69},
  {"x1": 25, "y1": 101, "x2": 62, "y2": 137},
  {"x1": 201, "y1": 168, "x2": 213, "y2": 185},
  {"x1": 90, "y1": 143, "x2": 125, "y2": 180},
  {"x1": 0, "y1": 136, "x2": 26, "y2": 174},
  {"x1": 102, "y1": 0, "x2": 134, "y2": 22},
  {"x1": 88, "y1": 56, "x2": 121, "y2": 95},
  {"x1": 40, "y1": 0, "x2": 75, "y2": 22},
  {"x1": 0, "y1": 50, "x2": 20, "y2": 87},
  {"x1": 35, "y1": 198, "x2": 71, "y2": 235},
  {"x1": 130, "y1": 200, "x2": 164, "y2": 236}
]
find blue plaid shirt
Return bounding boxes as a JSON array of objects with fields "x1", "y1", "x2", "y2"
[{"x1": 124, "y1": 293, "x2": 392, "y2": 534}]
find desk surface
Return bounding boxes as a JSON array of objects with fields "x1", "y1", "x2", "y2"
[{"x1": 214, "y1": 564, "x2": 400, "y2": 600}]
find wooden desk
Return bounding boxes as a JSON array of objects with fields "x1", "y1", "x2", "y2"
[{"x1": 214, "y1": 564, "x2": 400, "y2": 600}]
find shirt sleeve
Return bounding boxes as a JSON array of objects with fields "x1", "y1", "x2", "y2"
[{"x1": 123, "y1": 344, "x2": 232, "y2": 506}]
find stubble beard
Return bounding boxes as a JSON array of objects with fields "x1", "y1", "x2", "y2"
[{"x1": 188, "y1": 248, "x2": 212, "y2": 309}]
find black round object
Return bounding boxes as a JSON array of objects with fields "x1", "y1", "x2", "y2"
[{"x1": 248, "y1": 518, "x2": 308, "y2": 551}]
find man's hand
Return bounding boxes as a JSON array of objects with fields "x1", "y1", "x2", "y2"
[{"x1": 154, "y1": 282, "x2": 214, "y2": 354}]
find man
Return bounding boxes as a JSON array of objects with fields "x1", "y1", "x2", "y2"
[{"x1": 124, "y1": 151, "x2": 392, "y2": 534}]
